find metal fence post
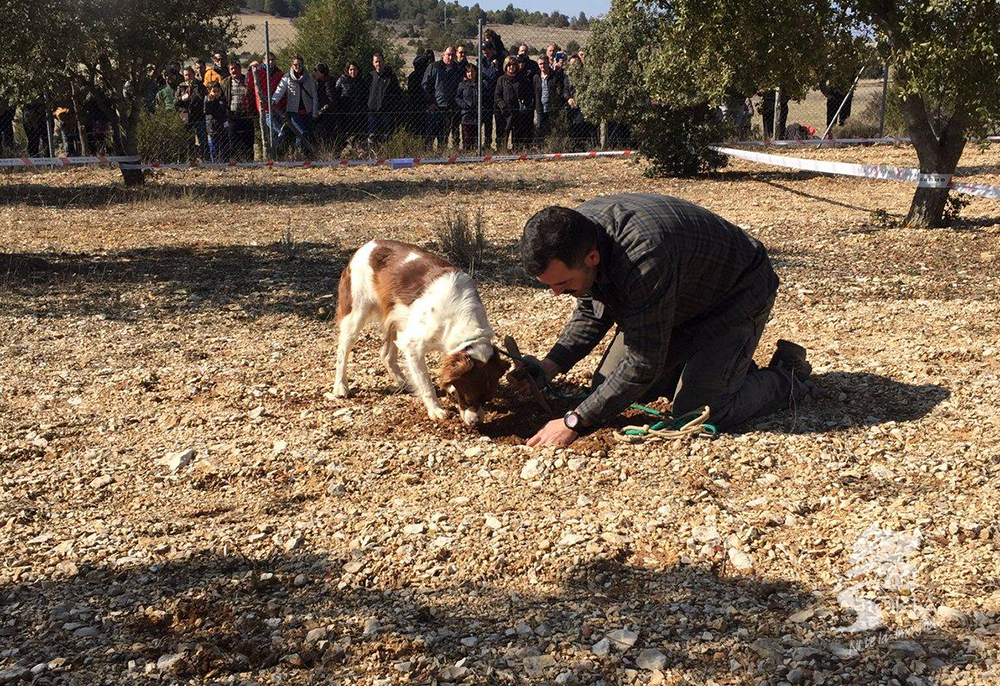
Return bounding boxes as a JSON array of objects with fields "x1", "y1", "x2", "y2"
[
  {"x1": 772, "y1": 87, "x2": 781, "y2": 141},
  {"x1": 818, "y1": 67, "x2": 865, "y2": 147},
  {"x1": 264, "y1": 20, "x2": 273, "y2": 157},
  {"x1": 879, "y1": 62, "x2": 889, "y2": 138},
  {"x1": 477, "y1": 19, "x2": 483, "y2": 156}
]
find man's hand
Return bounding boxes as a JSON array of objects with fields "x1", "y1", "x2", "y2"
[
  {"x1": 507, "y1": 356, "x2": 559, "y2": 396},
  {"x1": 526, "y1": 418, "x2": 578, "y2": 447}
]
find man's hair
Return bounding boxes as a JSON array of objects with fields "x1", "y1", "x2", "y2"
[
  {"x1": 315, "y1": 62, "x2": 329, "y2": 76},
  {"x1": 293, "y1": 54, "x2": 304, "y2": 64},
  {"x1": 521, "y1": 206, "x2": 599, "y2": 276},
  {"x1": 372, "y1": 51, "x2": 384, "y2": 59}
]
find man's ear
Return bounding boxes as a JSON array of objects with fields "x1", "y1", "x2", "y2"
[
  {"x1": 584, "y1": 245, "x2": 600, "y2": 268},
  {"x1": 440, "y1": 352, "x2": 474, "y2": 385}
]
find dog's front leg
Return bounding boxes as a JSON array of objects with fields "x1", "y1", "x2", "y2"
[{"x1": 399, "y1": 341, "x2": 448, "y2": 420}]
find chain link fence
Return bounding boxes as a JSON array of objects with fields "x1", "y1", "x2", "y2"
[
  {"x1": 116, "y1": 17, "x2": 610, "y2": 165},
  {"x1": 0, "y1": 12, "x2": 898, "y2": 166}
]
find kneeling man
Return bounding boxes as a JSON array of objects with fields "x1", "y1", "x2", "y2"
[{"x1": 512, "y1": 194, "x2": 811, "y2": 447}]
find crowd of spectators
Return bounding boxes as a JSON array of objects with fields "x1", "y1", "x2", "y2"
[
  {"x1": 0, "y1": 33, "x2": 600, "y2": 161},
  {"x1": 0, "y1": 32, "x2": 858, "y2": 161}
]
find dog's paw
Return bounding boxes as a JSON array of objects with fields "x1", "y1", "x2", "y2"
[
  {"x1": 426, "y1": 405, "x2": 449, "y2": 421},
  {"x1": 332, "y1": 383, "x2": 350, "y2": 398}
]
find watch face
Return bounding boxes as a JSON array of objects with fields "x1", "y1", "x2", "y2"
[{"x1": 564, "y1": 412, "x2": 579, "y2": 429}]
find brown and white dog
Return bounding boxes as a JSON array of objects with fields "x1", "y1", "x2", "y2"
[{"x1": 334, "y1": 239, "x2": 508, "y2": 426}]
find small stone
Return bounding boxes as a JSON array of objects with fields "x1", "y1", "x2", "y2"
[
  {"x1": 935, "y1": 605, "x2": 967, "y2": 626},
  {"x1": 485, "y1": 516, "x2": 503, "y2": 530},
  {"x1": 727, "y1": 548, "x2": 754, "y2": 571},
  {"x1": 464, "y1": 446, "x2": 483, "y2": 458},
  {"x1": 89, "y1": 475, "x2": 113, "y2": 489},
  {"x1": 606, "y1": 628, "x2": 638, "y2": 650},
  {"x1": 404, "y1": 523, "x2": 426, "y2": 535},
  {"x1": 635, "y1": 648, "x2": 666, "y2": 670},
  {"x1": 568, "y1": 457, "x2": 587, "y2": 471},
  {"x1": 523, "y1": 654, "x2": 556, "y2": 677},
  {"x1": 305, "y1": 627, "x2": 327, "y2": 643},
  {"x1": 156, "y1": 652, "x2": 186, "y2": 672},
  {"x1": 787, "y1": 667, "x2": 804, "y2": 684},
  {"x1": 283, "y1": 535, "x2": 302, "y2": 552},
  {"x1": 73, "y1": 626, "x2": 99, "y2": 638},
  {"x1": 789, "y1": 609, "x2": 814, "y2": 623},
  {"x1": 283, "y1": 653, "x2": 303, "y2": 667},
  {"x1": 591, "y1": 637, "x2": 610, "y2": 656},
  {"x1": 249, "y1": 406, "x2": 265, "y2": 419},
  {"x1": 558, "y1": 533, "x2": 586, "y2": 547},
  {"x1": 159, "y1": 448, "x2": 195, "y2": 472},
  {"x1": 440, "y1": 665, "x2": 469, "y2": 681},
  {"x1": 293, "y1": 573, "x2": 307, "y2": 587},
  {"x1": 0, "y1": 667, "x2": 28, "y2": 684},
  {"x1": 343, "y1": 560, "x2": 364, "y2": 574},
  {"x1": 272, "y1": 439, "x2": 288, "y2": 455},
  {"x1": 520, "y1": 458, "x2": 544, "y2": 480},
  {"x1": 460, "y1": 636, "x2": 478, "y2": 647},
  {"x1": 692, "y1": 525, "x2": 720, "y2": 543},
  {"x1": 363, "y1": 617, "x2": 379, "y2": 635}
]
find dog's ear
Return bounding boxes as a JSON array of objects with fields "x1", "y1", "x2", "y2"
[
  {"x1": 488, "y1": 347, "x2": 511, "y2": 377},
  {"x1": 440, "y1": 351, "x2": 474, "y2": 385}
]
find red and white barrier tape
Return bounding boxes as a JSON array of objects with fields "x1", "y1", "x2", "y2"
[
  {"x1": 116, "y1": 149, "x2": 632, "y2": 171},
  {"x1": 0, "y1": 155, "x2": 139, "y2": 167},
  {"x1": 712, "y1": 145, "x2": 1000, "y2": 199}
]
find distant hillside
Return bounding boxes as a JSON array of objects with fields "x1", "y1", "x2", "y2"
[
  {"x1": 240, "y1": 0, "x2": 591, "y2": 28},
  {"x1": 236, "y1": 11, "x2": 590, "y2": 71}
]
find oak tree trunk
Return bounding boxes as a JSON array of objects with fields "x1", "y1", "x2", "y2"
[{"x1": 900, "y1": 93, "x2": 967, "y2": 228}]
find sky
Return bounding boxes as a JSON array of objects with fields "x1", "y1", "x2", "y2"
[{"x1": 473, "y1": 0, "x2": 610, "y2": 19}]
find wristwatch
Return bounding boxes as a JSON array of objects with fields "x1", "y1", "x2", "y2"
[{"x1": 563, "y1": 411, "x2": 581, "y2": 430}]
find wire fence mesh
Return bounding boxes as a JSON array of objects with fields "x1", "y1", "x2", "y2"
[{"x1": 0, "y1": 13, "x2": 895, "y2": 166}]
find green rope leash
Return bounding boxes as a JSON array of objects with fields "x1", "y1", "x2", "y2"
[{"x1": 492, "y1": 345, "x2": 718, "y2": 440}]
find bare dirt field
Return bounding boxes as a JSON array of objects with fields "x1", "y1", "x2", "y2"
[{"x1": 2, "y1": 145, "x2": 999, "y2": 686}]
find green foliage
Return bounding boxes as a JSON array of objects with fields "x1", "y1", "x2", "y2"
[
  {"x1": 0, "y1": 0, "x2": 242, "y2": 159},
  {"x1": 282, "y1": 0, "x2": 402, "y2": 76},
  {"x1": 851, "y1": 0, "x2": 1000, "y2": 139},
  {"x1": 135, "y1": 108, "x2": 190, "y2": 162},
  {"x1": 576, "y1": 0, "x2": 727, "y2": 177}
]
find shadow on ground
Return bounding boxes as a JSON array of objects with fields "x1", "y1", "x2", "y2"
[
  {"x1": 0, "y1": 550, "x2": 979, "y2": 683},
  {"x1": 0, "y1": 176, "x2": 575, "y2": 209},
  {"x1": 1, "y1": 237, "x2": 542, "y2": 320}
]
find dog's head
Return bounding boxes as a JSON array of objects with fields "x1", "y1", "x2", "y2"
[{"x1": 440, "y1": 347, "x2": 510, "y2": 426}]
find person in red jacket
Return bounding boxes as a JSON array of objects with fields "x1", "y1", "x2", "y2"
[{"x1": 246, "y1": 52, "x2": 285, "y2": 150}]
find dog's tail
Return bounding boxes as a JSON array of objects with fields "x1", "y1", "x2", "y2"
[{"x1": 336, "y1": 261, "x2": 352, "y2": 323}]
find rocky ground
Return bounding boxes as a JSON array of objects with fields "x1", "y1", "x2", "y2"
[{"x1": 1, "y1": 147, "x2": 999, "y2": 686}]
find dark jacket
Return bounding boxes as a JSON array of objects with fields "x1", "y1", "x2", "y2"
[
  {"x1": 479, "y1": 57, "x2": 500, "y2": 107},
  {"x1": 336, "y1": 74, "x2": 366, "y2": 113},
  {"x1": 533, "y1": 70, "x2": 571, "y2": 114},
  {"x1": 174, "y1": 80, "x2": 206, "y2": 124},
  {"x1": 422, "y1": 59, "x2": 463, "y2": 109},
  {"x1": 316, "y1": 76, "x2": 338, "y2": 116},
  {"x1": 518, "y1": 55, "x2": 541, "y2": 80},
  {"x1": 368, "y1": 66, "x2": 401, "y2": 112},
  {"x1": 546, "y1": 194, "x2": 778, "y2": 426},
  {"x1": 203, "y1": 96, "x2": 228, "y2": 137},
  {"x1": 494, "y1": 72, "x2": 534, "y2": 115},
  {"x1": 408, "y1": 53, "x2": 434, "y2": 113},
  {"x1": 455, "y1": 79, "x2": 482, "y2": 124}
]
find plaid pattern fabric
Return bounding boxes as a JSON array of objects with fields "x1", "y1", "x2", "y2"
[{"x1": 544, "y1": 193, "x2": 779, "y2": 425}]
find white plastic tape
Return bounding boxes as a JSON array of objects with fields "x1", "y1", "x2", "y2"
[
  {"x1": 116, "y1": 149, "x2": 633, "y2": 171},
  {"x1": 0, "y1": 155, "x2": 139, "y2": 167},
  {"x1": 917, "y1": 173, "x2": 952, "y2": 188},
  {"x1": 712, "y1": 145, "x2": 1000, "y2": 200}
]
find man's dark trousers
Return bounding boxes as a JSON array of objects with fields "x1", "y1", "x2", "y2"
[{"x1": 592, "y1": 292, "x2": 806, "y2": 429}]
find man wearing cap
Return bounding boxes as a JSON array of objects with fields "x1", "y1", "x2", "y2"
[{"x1": 511, "y1": 194, "x2": 813, "y2": 447}]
